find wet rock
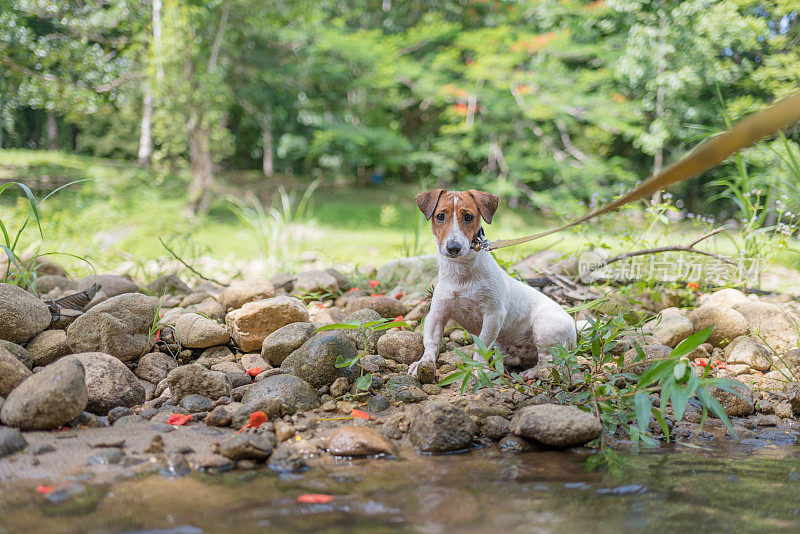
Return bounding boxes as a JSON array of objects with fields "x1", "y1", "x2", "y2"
[
  {"x1": 787, "y1": 383, "x2": 800, "y2": 415},
  {"x1": 724, "y1": 336, "x2": 772, "y2": 371},
  {"x1": 0, "y1": 427, "x2": 27, "y2": 458},
  {"x1": 330, "y1": 377, "x2": 349, "y2": 397},
  {"x1": 268, "y1": 441, "x2": 307, "y2": 472},
  {"x1": 196, "y1": 346, "x2": 237, "y2": 368},
  {"x1": 688, "y1": 304, "x2": 749, "y2": 347},
  {"x1": 709, "y1": 384, "x2": 754, "y2": 417},
  {"x1": 231, "y1": 398, "x2": 287, "y2": 428},
  {"x1": 180, "y1": 394, "x2": 213, "y2": 413},
  {"x1": 113, "y1": 414, "x2": 148, "y2": 426},
  {"x1": 0, "y1": 347, "x2": 31, "y2": 397},
  {"x1": 367, "y1": 394, "x2": 390, "y2": 412},
  {"x1": 293, "y1": 270, "x2": 339, "y2": 295},
  {"x1": 67, "y1": 293, "x2": 159, "y2": 361},
  {"x1": 26, "y1": 329, "x2": 71, "y2": 366},
  {"x1": 88, "y1": 448, "x2": 125, "y2": 465},
  {"x1": 509, "y1": 404, "x2": 602, "y2": 447},
  {"x1": 242, "y1": 374, "x2": 320, "y2": 412},
  {"x1": 74, "y1": 352, "x2": 146, "y2": 415},
  {"x1": 107, "y1": 406, "x2": 133, "y2": 425},
  {"x1": 776, "y1": 401, "x2": 794, "y2": 419},
  {"x1": 261, "y1": 322, "x2": 316, "y2": 366},
  {"x1": 174, "y1": 313, "x2": 230, "y2": 349},
  {"x1": 0, "y1": 357, "x2": 88, "y2": 430},
  {"x1": 416, "y1": 361, "x2": 436, "y2": 384},
  {"x1": 623, "y1": 344, "x2": 671, "y2": 374},
  {"x1": 68, "y1": 411, "x2": 107, "y2": 428},
  {"x1": 164, "y1": 451, "x2": 191, "y2": 477},
  {"x1": 328, "y1": 426, "x2": 394, "y2": 457},
  {"x1": 0, "y1": 340, "x2": 32, "y2": 369},
  {"x1": 482, "y1": 416, "x2": 510, "y2": 440},
  {"x1": 397, "y1": 387, "x2": 427, "y2": 403},
  {"x1": 226, "y1": 296, "x2": 309, "y2": 352},
  {"x1": 167, "y1": 364, "x2": 232, "y2": 403},
  {"x1": 79, "y1": 274, "x2": 139, "y2": 300},
  {"x1": 205, "y1": 405, "x2": 232, "y2": 427},
  {"x1": 647, "y1": 311, "x2": 693, "y2": 348},
  {"x1": 733, "y1": 301, "x2": 800, "y2": 353},
  {"x1": 498, "y1": 434, "x2": 534, "y2": 452},
  {"x1": 281, "y1": 332, "x2": 358, "y2": 388},
  {"x1": 377, "y1": 330, "x2": 423, "y2": 364},
  {"x1": 0, "y1": 283, "x2": 51, "y2": 344},
  {"x1": 409, "y1": 400, "x2": 476, "y2": 453},
  {"x1": 147, "y1": 273, "x2": 190, "y2": 296},
  {"x1": 344, "y1": 296, "x2": 407, "y2": 318},
  {"x1": 184, "y1": 297, "x2": 226, "y2": 322},
  {"x1": 135, "y1": 352, "x2": 178, "y2": 384},
  {"x1": 274, "y1": 421, "x2": 294, "y2": 442},
  {"x1": 220, "y1": 277, "x2": 275, "y2": 310},
  {"x1": 219, "y1": 433, "x2": 276, "y2": 461}
]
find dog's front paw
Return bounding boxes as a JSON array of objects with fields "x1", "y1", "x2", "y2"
[{"x1": 408, "y1": 357, "x2": 433, "y2": 378}]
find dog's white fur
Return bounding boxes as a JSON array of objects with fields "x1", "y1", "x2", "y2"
[{"x1": 408, "y1": 192, "x2": 577, "y2": 377}]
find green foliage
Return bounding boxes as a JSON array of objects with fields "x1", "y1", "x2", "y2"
[{"x1": 317, "y1": 318, "x2": 410, "y2": 395}]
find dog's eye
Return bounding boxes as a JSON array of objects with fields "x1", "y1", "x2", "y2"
[
  {"x1": 436, "y1": 213, "x2": 445, "y2": 222},
  {"x1": 464, "y1": 213, "x2": 474, "y2": 222}
]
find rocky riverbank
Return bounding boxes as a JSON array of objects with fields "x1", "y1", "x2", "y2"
[{"x1": 2, "y1": 255, "x2": 800, "y2": 485}]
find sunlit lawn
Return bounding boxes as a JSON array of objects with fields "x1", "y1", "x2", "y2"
[{"x1": 1, "y1": 149, "x2": 798, "y2": 284}]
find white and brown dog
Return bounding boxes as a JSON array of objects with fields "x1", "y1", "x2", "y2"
[{"x1": 408, "y1": 189, "x2": 577, "y2": 378}]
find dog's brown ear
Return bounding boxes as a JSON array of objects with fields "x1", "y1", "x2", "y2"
[
  {"x1": 468, "y1": 189, "x2": 499, "y2": 224},
  {"x1": 416, "y1": 189, "x2": 446, "y2": 220}
]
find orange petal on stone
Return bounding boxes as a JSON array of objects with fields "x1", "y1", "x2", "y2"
[
  {"x1": 238, "y1": 410, "x2": 269, "y2": 432},
  {"x1": 35, "y1": 485, "x2": 54, "y2": 494},
  {"x1": 167, "y1": 413, "x2": 192, "y2": 426},
  {"x1": 297, "y1": 493, "x2": 335, "y2": 504},
  {"x1": 247, "y1": 367, "x2": 263, "y2": 377},
  {"x1": 368, "y1": 280, "x2": 380, "y2": 288},
  {"x1": 351, "y1": 408, "x2": 371, "y2": 420}
]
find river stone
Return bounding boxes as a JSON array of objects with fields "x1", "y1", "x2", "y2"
[
  {"x1": 344, "y1": 296, "x2": 407, "y2": 318},
  {"x1": 724, "y1": 335, "x2": 772, "y2": 371},
  {"x1": 135, "y1": 352, "x2": 178, "y2": 383},
  {"x1": 377, "y1": 330, "x2": 423, "y2": 364},
  {"x1": 196, "y1": 346, "x2": 237, "y2": 368},
  {"x1": 483, "y1": 416, "x2": 511, "y2": 440},
  {"x1": 146, "y1": 273, "x2": 190, "y2": 296},
  {"x1": 0, "y1": 283, "x2": 51, "y2": 344},
  {"x1": 732, "y1": 301, "x2": 800, "y2": 353},
  {"x1": 36, "y1": 274, "x2": 77, "y2": 295},
  {"x1": 218, "y1": 433, "x2": 276, "y2": 461},
  {"x1": 79, "y1": 274, "x2": 139, "y2": 301},
  {"x1": 261, "y1": 322, "x2": 316, "y2": 366},
  {"x1": 72, "y1": 352, "x2": 145, "y2": 415},
  {"x1": 0, "y1": 356, "x2": 88, "y2": 430},
  {"x1": 66, "y1": 293, "x2": 159, "y2": 361},
  {"x1": 231, "y1": 398, "x2": 287, "y2": 428},
  {"x1": 343, "y1": 309, "x2": 385, "y2": 352},
  {"x1": 180, "y1": 394, "x2": 213, "y2": 413},
  {"x1": 702, "y1": 288, "x2": 749, "y2": 309},
  {"x1": 409, "y1": 400, "x2": 476, "y2": 453},
  {"x1": 26, "y1": 329, "x2": 71, "y2": 366},
  {"x1": 281, "y1": 332, "x2": 358, "y2": 388},
  {"x1": 647, "y1": 312, "x2": 693, "y2": 348},
  {"x1": 0, "y1": 427, "x2": 27, "y2": 458},
  {"x1": 773, "y1": 348, "x2": 800, "y2": 377},
  {"x1": 293, "y1": 270, "x2": 340, "y2": 295},
  {"x1": 174, "y1": 312, "x2": 230, "y2": 349},
  {"x1": 185, "y1": 297, "x2": 226, "y2": 322},
  {"x1": 787, "y1": 383, "x2": 800, "y2": 414},
  {"x1": 220, "y1": 277, "x2": 275, "y2": 310},
  {"x1": 376, "y1": 255, "x2": 438, "y2": 291},
  {"x1": 0, "y1": 340, "x2": 32, "y2": 369},
  {"x1": 167, "y1": 364, "x2": 232, "y2": 403},
  {"x1": 242, "y1": 374, "x2": 320, "y2": 411},
  {"x1": 709, "y1": 384, "x2": 754, "y2": 417},
  {"x1": 509, "y1": 404, "x2": 602, "y2": 447},
  {"x1": 688, "y1": 304, "x2": 749, "y2": 347},
  {"x1": 0, "y1": 347, "x2": 32, "y2": 397},
  {"x1": 328, "y1": 426, "x2": 394, "y2": 457},
  {"x1": 623, "y1": 344, "x2": 672, "y2": 375},
  {"x1": 226, "y1": 296, "x2": 309, "y2": 352}
]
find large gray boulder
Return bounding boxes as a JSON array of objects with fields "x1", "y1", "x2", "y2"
[
  {"x1": 0, "y1": 283, "x2": 51, "y2": 344},
  {"x1": 0, "y1": 357, "x2": 88, "y2": 430},
  {"x1": 509, "y1": 404, "x2": 602, "y2": 447},
  {"x1": 66, "y1": 293, "x2": 159, "y2": 361},
  {"x1": 26, "y1": 329, "x2": 71, "y2": 366},
  {"x1": 73, "y1": 352, "x2": 146, "y2": 415},
  {"x1": 409, "y1": 401, "x2": 476, "y2": 453},
  {"x1": 167, "y1": 364, "x2": 232, "y2": 403},
  {"x1": 0, "y1": 347, "x2": 32, "y2": 397},
  {"x1": 261, "y1": 322, "x2": 316, "y2": 366},
  {"x1": 173, "y1": 312, "x2": 230, "y2": 348},
  {"x1": 242, "y1": 374, "x2": 320, "y2": 412},
  {"x1": 281, "y1": 332, "x2": 358, "y2": 388}
]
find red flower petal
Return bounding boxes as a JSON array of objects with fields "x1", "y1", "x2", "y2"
[
  {"x1": 368, "y1": 280, "x2": 380, "y2": 288},
  {"x1": 35, "y1": 485, "x2": 54, "y2": 494},
  {"x1": 298, "y1": 493, "x2": 335, "y2": 504},
  {"x1": 351, "y1": 408, "x2": 371, "y2": 420},
  {"x1": 238, "y1": 410, "x2": 269, "y2": 432},
  {"x1": 393, "y1": 315, "x2": 404, "y2": 322},
  {"x1": 394, "y1": 292, "x2": 403, "y2": 299},
  {"x1": 247, "y1": 367, "x2": 263, "y2": 377},
  {"x1": 347, "y1": 287, "x2": 360, "y2": 293},
  {"x1": 167, "y1": 413, "x2": 192, "y2": 426}
]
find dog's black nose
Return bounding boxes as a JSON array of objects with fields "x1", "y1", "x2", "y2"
[{"x1": 446, "y1": 242, "x2": 462, "y2": 256}]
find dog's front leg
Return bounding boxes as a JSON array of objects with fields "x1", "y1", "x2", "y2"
[
  {"x1": 473, "y1": 308, "x2": 506, "y2": 370},
  {"x1": 408, "y1": 299, "x2": 449, "y2": 377}
]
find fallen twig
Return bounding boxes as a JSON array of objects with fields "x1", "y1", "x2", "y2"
[{"x1": 158, "y1": 237, "x2": 224, "y2": 286}]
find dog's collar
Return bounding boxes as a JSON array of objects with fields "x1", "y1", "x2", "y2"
[{"x1": 471, "y1": 227, "x2": 491, "y2": 251}]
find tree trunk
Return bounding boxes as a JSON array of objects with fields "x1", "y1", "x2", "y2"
[
  {"x1": 261, "y1": 115, "x2": 273, "y2": 176},
  {"x1": 186, "y1": 113, "x2": 215, "y2": 216},
  {"x1": 138, "y1": 88, "x2": 154, "y2": 166},
  {"x1": 46, "y1": 111, "x2": 58, "y2": 150}
]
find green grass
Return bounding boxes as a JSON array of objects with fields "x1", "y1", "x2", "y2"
[{"x1": 1, "y1": 149, "x2": 798, "y2": 287}]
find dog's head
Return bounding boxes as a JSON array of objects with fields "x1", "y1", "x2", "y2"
[{"x1": 415, "y1": 189, "x2": 498, "y2": 258}]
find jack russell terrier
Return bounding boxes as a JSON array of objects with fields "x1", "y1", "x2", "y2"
[{"x1": 408, "y1": 189, "x2": 577, "y2": 378}]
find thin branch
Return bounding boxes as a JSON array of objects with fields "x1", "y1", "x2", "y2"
[
  {"x1": 208, "y1": 1, "x2": 230, "y2": 73},
  {"x1": 158, "y1": 237, "x2": 223, "y2": 286}
]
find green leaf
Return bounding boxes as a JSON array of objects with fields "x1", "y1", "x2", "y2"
[
  {"x1": 652, "y1": 408, "x2": 671, "y2": 441},
  {"x1": 670, "y1": 383, "x2": 690, "y2": 422},
  {"x1": 438, "y1": 371, "x2": 466, "y2": 386},
  {"x1": 634, "y1": 391, "x2": 652, "y2": 432},
  {"x1": 637, "y1": 359, "x2": 674, "y2": 389},
  {"x1": 355, "y1": 374, "x2": 372, "y2": 391},
  {"x1": 372, "y1": 321, "x2": 410, "y2": 331},
  {"x1": 697, "y1": 387, "x2": 736, "y2": 437},
  {"x1": 671, "y1": 326, "x2": 713, "y2": 358},
  {"x1": 316, "y1": 323, "x2": 360, "y2": 331},
  {"x1": 673, "y1": 361, "x2": 687, "y2": 382}
]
